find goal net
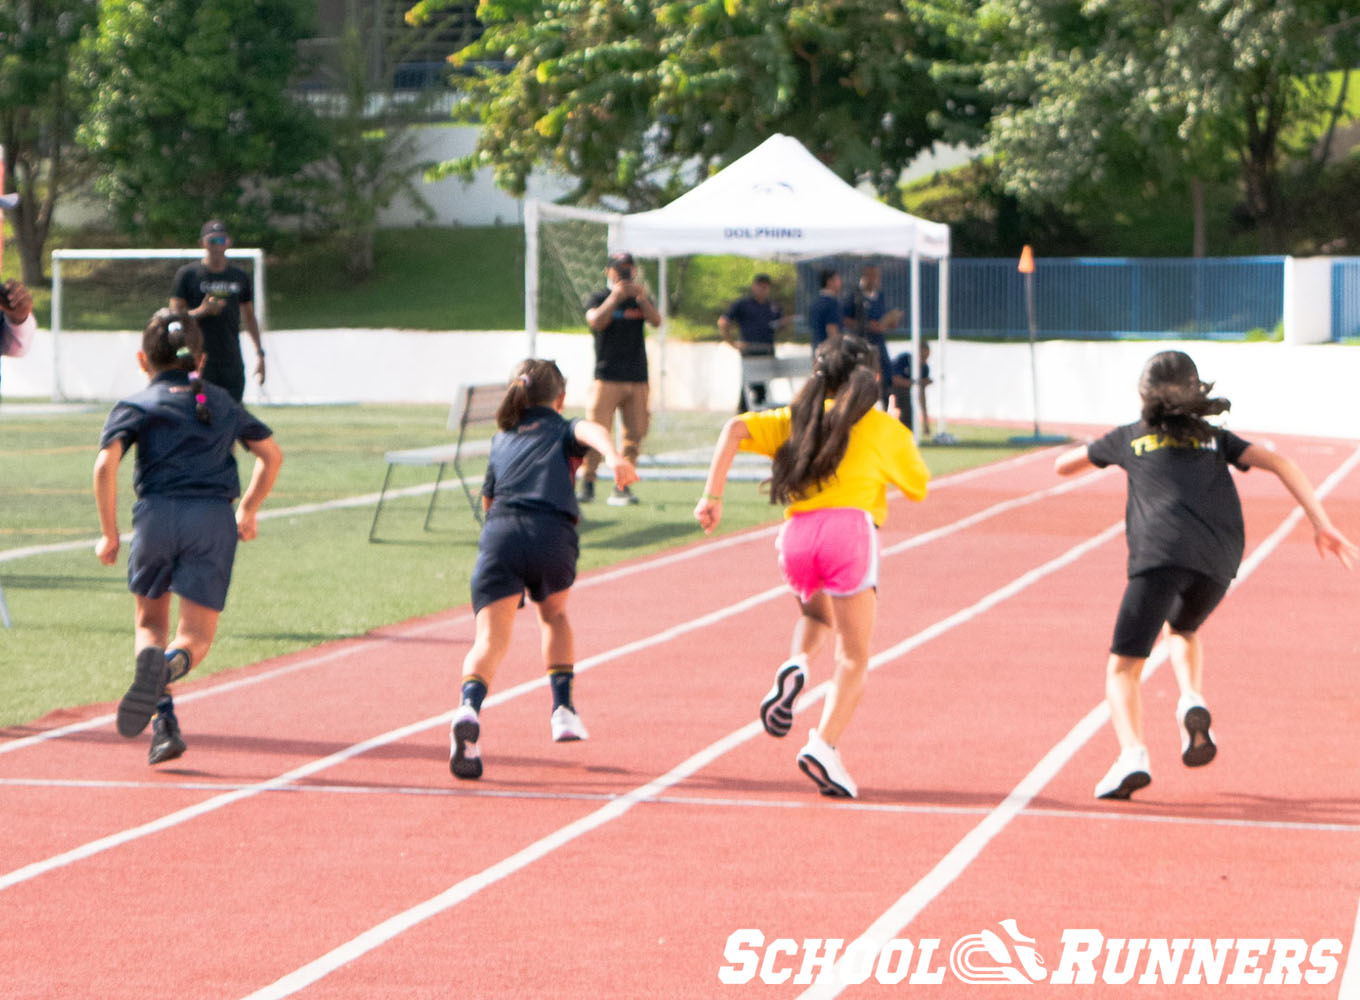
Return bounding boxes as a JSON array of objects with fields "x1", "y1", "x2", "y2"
[
  {"x1": 524, "y1": 201, "x2": 621, "y2": 349},
  {"x1": 49, "y1": 248, "x2": 266, "y2": 402}
]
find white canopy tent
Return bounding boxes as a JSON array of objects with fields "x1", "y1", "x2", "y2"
[{"x1": 524, "y1": 133, "x2": 951, "y2": 434}]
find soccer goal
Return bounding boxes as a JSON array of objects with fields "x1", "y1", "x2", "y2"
[
  {"x1": 49, "y1": 248, "x2": 266, "y2": 402},
  {"x1": 524, "y1": 200, "x2": 621, "y2": 354}
]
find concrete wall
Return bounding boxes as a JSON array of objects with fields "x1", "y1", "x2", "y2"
[{"x1": 6, "y1": 329, "x2": 1359, "y2": 441}]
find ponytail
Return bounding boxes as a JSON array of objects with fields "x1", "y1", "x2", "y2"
[
  {"x1": 496, "y1": 358, "x2": 568, "y2": 430},
  {"x1": 769, "y1": 336, "x2": 880, "y2": 504},
  {"x1": 142, "y1": 308, "x2": 211, "y2": 425},
  {"x1": 1138, "y1": 350, "x2": 1230, "y2": 444}
]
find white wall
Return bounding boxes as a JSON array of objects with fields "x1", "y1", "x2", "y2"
[{"x1": 6, "y1": 329, "x2": 1359, "y2": 441}]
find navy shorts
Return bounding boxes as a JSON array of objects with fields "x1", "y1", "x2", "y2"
[
  {"x1": 470, "y1": 509, "x2": 579, "y2": 613},
  {"x1": 1110, "y1": 566, "x2": 1229, "y2": 658},
  {"x1": 127, "y1": 496, "x2": 238, "y2": 612}
]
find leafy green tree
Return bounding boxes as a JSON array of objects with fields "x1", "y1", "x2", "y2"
[
  {"x1": 73, "y1": 0, "x2": 325, "y2": 244},
  {"x1": 978, "y1": 0, "x2": 1360, "y2": 254},
  {"x1": 0, "y1": 0, "x2": 99, "y2": 284},
  {"x1": 412, "y1": 0, "x2": 987, "y2": 209}
]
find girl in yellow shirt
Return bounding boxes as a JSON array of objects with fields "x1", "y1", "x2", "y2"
[{"x1": 695, "y1": 336, "x2": 930, "y2": 798}]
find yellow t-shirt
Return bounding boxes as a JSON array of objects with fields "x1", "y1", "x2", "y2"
[{"x1": 739, "y1": 405, "x2": 930, "y2": 526}]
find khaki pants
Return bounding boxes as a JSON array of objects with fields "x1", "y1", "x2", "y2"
[{"x1": 581, "y1": 379, "x2": 650, "y2": 482}]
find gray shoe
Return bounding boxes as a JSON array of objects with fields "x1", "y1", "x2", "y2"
[{"x1": 117, "y1": 648, "x2": 168, "y2": 738}]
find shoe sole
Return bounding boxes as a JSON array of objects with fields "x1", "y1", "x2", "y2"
[
  {"x1": 1180, "y1": 706, "x2": 1216, "y2": 767},
  {"x1": 1096, "y1": 769, "x2": 1151, "y2": 800},
  {"x1": 552, "y1": 720, "x2": 587, "y2": 742},
  {"x1": 760, "y1": 664, "x2": 805, "y2": 738},
  {"x1": 117, "y1": 648, "x2": 168, "y2": 739},
  {"x1": 450, "y1": 714, "x2": 483, "y2": 780},
  {"x1": 797, "y1": 753, "x2": 856, "y2": 798},
  {"x1": 148, "y1": 734, "x2": 187, "y2": 766}
]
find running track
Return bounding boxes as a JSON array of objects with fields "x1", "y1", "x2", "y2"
[{"x1": 4, "y1": 432, "x2": 1359, "y2": 998}]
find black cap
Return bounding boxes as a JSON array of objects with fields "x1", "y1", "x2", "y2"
[
  {"x1": 608, "y1": 252, "x2": 635, "y2": 270},
  {"x1": 753, "y1": 273, "x2": 772, "y2": 284},
  {"x1": 200, "y1": 220, "x2": 229, "y2": 240}
]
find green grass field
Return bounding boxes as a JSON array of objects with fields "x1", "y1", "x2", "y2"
[{"x1": 0, "y1": 403, "x2": 1037, "y2": 728}]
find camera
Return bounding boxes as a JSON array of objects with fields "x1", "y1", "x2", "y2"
[{"x1": 616, "y1": 265, "x2": 633, "y2": 281}]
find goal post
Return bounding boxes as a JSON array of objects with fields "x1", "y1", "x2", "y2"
[{"x1": 49, "y1": 247, "x2": 266, "y2": 402}]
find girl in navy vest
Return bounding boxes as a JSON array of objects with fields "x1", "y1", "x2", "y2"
[
  {"x1": 1056, "y1": 351, "x2": 1354, "y2": 799},
  {"x1": 451, "y1": 359, "x2": 637, "y2": 780},
  {"x1": 94, "y1": 309, "x2": 282, "y2": 765}
]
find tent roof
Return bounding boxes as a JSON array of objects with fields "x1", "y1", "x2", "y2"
[{"x1": 610, "y1": 134, "x2": 949, "y2": 261}]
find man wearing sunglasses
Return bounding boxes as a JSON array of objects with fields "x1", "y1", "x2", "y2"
[{"x1": 169, "y1": 221, "x2": 265, "y2": 401}]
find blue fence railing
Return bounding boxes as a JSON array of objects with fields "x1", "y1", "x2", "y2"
[
  {"x1": 1332, "y1": 258, "x2": 1360, "y2": 341},
  {"x1": 795, "y1": 256, "x2": 1288, "y2": 341}
]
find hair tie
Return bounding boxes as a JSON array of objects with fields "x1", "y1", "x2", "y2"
[
  {"x1": 519, "y1": 374, "x2": 531, "y2": 388},
  {"x1": 175, "y1": 346, "x2": 193, "y2": 359},
  {"x1": 168, "y1": 321, "x2": 183, "y2": 336}
]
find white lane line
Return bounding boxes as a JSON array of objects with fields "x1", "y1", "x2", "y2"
[
  {"x1": 799, "y1": 442, "x2": 1360, "y2": 999},
  {"x1": 236, "y1": 514, "x2": 1125, "y2": 999},
  {"x1": 0, "y1": 448, "x2": 1066, "y2": 756},
  {"x1": 6, "y1": 776, "x2": 1357, "y2": 835},
  {"x1": 0, "y1": 454, "x2": 1086, "y2": 889},
  {"x1": 1338, "y1": 897, "x2": 1360, "y2": 999}
]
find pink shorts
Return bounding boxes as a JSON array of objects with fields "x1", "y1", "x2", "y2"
[{"x1": 776, "y1": 507, "x2": 879, "y2": 603}]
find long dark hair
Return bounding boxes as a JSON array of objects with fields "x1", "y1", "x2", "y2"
[
  {"x1": 769, "y1": 336, "x2": 881, "y2": 505},
  {"x1": 497, "y1": 358, "x2": 567, "y2": 430},
  {"x1": 1138, "y1": 350, "x2": 1230, "y2": 444},
  {"x1": 143, "y1": 308, "x2": 211, "y2": 425}
]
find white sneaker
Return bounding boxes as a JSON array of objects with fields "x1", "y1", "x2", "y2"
[
  {"x1": 796, "y1": 729, "x2": 858, "y2": 798},
  {"x1": 1177, "y1": 693, "x2": 1217, "y2": 767},
  {"x1": 550, "y1": 705, "x2": 589, "y2": 742},
  {"x1": 449, "y1": 703, "x2": 482, "y2": 780},
  {"x1": 1094, "y1": 745, "x2": 1151, "y2": 800}
]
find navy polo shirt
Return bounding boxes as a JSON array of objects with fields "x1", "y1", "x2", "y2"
[
  {"x1": 723, "y1": 295, "x2": 782, "y2": 351},
  {"x1": 482, "y1": 406, "x2": 591, "y2": 521},
  {"x1": 808, "y1": 292, "x2": 843, "y2": 350},
  {"x1": 99, "y1": 370, "x2": 273, "y2": 500}
]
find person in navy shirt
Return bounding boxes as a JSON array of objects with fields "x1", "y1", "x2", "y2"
[
  {"x1": 844, "y1": 264, "x2": 903, "y2": 407},
  {"x1": 1056, "y1": 350, "x2": 1355, "y2": 801},
  {"x1": 719, "y1": 273, "x2": 792, "y2": 411},
  {"x1": 94, "y1": 309, "x2": 282, "y2": 765},
  {"x1": 807, "y1": 268, "x2": 843, "y2": 353},
  {"x1": 450, "y1": 358, "x2": 638, "y2": 781}
]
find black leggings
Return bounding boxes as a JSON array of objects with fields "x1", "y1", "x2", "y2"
[{"x1": 1110, "y1": 566, "x2": 1229, "y2": 658}]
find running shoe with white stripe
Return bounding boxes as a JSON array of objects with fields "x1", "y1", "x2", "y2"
[
  {"x1": 1177, "y1": 693, "x2": 1217, "y2": 767},
  {"x1": 449, "y1": 703, "x2": 483, "y2": 780},
  {"x1": 760, "y1": 659, "x2": 806, "y2": 738},
  {"x1": 1094, "y1": 745, "x2": 1151, "y2": 800},
  {"x1": 796, "y1": 729, "x2": 858, "y2": 798}
]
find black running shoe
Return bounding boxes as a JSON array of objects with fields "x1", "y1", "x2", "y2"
[
  {"x1": 576, "y1": 480, "x2": 595, "y2": 504},
  {"x1": 148, "y1": 708, "x2": 187, "y2": 765},
  {"x1": 117, "y1": 648, "x2": 168, "y2": 738},
  {"x1": 449, "y1": 704, "x2": 483, "y2": 779},
  {"x1": 759, "y1": 661, "x2": 806, "y2": 738}
]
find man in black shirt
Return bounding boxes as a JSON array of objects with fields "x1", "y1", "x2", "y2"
[
  {"x1": 170, "y1": 221, "x2": 265, "y2": 402},
  {"x1": 579, "y1": 252, "x2": 660, "y2": 505}
]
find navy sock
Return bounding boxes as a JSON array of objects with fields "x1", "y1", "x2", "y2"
[
  {"x1": 461, "y1": 676, "x2": 487, "y2": 712},
  {"x1": 164, "y1": 648, "x2": 192, "y2": 683},
  {"x1": 548, "y1": 666, "x2": 574, "y2": 711},
  {"x1": 155, "y1": 694, "x2": 174, "y2": 715}
]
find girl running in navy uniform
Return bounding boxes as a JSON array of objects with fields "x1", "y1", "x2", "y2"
[
  {"x1": 94, "y1": 309, "x2": 282, "y2": 765},
  {"x1": 695, "y1": 336, "x2": 930, "y2": 798},
  {"x1": 1056, "y1": 350, "x2": 1355, "y2": 800},
  {"x1": 451, "y1": 359, "x2": 637, "y2": 780}
]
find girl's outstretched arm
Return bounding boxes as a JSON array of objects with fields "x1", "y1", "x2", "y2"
[
  {"x1": 574, "y1": 420, "x2": 638, "y2": 491},
  {"x1": 1054, "y1": 443, "x2": 1094, "y2": 477},
  {"x1": 237, "y1": 436, "x2": 283, "y2": 541},
  {"x1": 1240, "y1": 444, "x2": 1358, "y2": 568},
  {"x1": 694, "y1": 417, "x2": 752, "y2": 534}
]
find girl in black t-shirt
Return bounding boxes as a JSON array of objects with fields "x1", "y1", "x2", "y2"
[
  {"x1": 1055, "y1": 351, "x2": 1355, "y2": 800},
  {"x1": 450, "y1": 359, "x2": 638, "y2": 781}
]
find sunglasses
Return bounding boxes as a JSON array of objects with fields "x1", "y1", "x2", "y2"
[{"x1": 207, "y1": 236, "x2": 227, "y2": 246}]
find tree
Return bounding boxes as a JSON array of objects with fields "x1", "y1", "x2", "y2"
[
  {"x1": 977, "y1": 0, "x2": 1360, "y2": 254},
  {"x1": 73, "y1": 0, "x2": 325, "y2": 244},
  {"x1": 0, "y1": 0, "x2": 98, "y2": 285},
  {"x1": 411, "y1": 0, "x2": 987, "y2": 209}
]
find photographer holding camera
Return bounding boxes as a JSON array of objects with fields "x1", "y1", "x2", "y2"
[
  {"x1": 578, "y1": 252, "x2": 660, "y2": 506},
  {"x1": 0, "y1": 268, "x2": 37, "y2": 403}
]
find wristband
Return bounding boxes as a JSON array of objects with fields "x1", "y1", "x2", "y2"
[{"x1": 703, "y1": 492, "x2": 723, "y2": 502}]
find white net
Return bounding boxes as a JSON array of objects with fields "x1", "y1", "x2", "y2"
[{"x1": 526, "y1": 202, "x2": 619, "y2": 338}]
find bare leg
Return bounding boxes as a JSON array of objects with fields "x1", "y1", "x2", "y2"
[
  {"x1": 536, "y1": 589, "x2": 573, "y2": 668},
  {"x1": 791, "y1": 592, "x2": 834, "y2": 664},
  {"x1": 1106, "y1": 653, "x2": 1147, "y2": 751},
  {"x1": 166, "y1": 596, "x2": 221, "y2": 671},
  {"x1": 462, "y1": 594, "x2": 521, "y2": 688},
  {"x1": 133, "y1": 593, "x2": 173, "y2": 653},
  {"x1": 815, "y1": 588, "x2": 877, "y2": 746},
  {"x1": 1165, "y1": 627, "x2": 1203, "y2": 698}
]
